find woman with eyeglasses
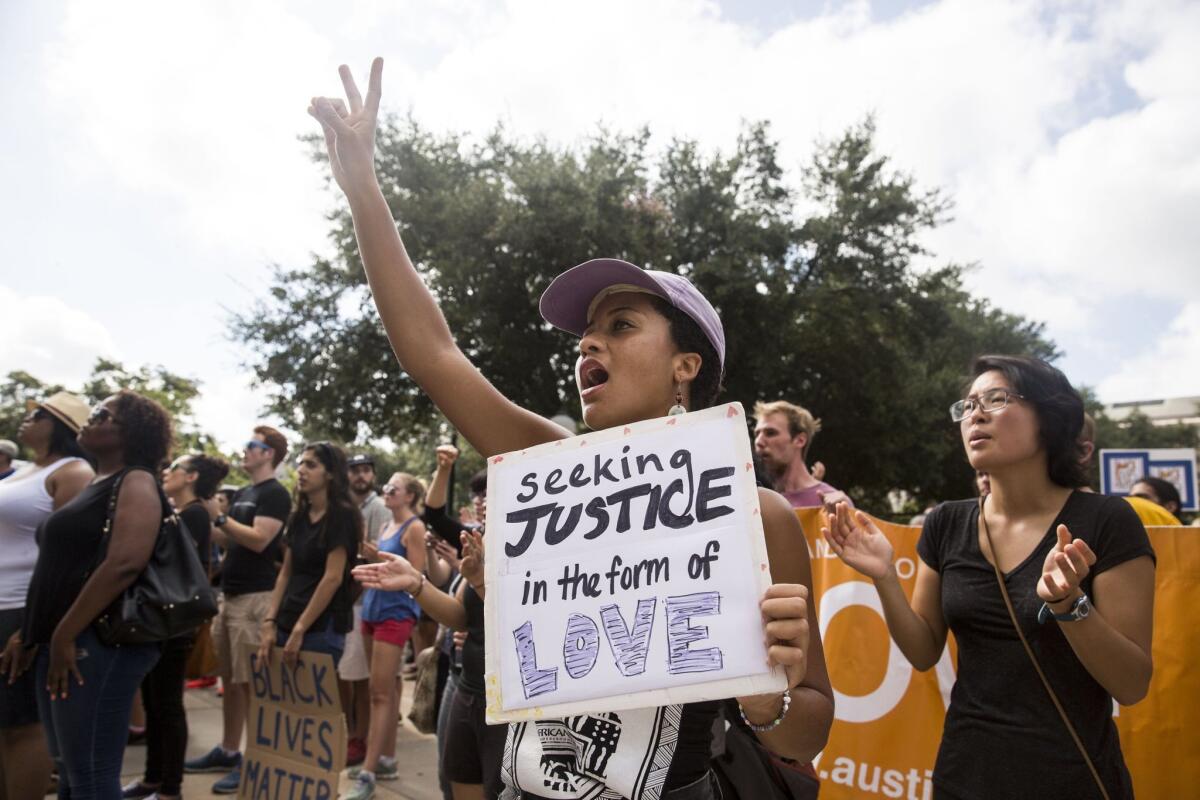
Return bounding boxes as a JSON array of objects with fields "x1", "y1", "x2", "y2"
[
  {"x1": 344, "y1": 473, "x2": 427, "y2": 800},
  {"x1": 15, "y1": 391, "x2": 173, "y2": 800},
  {"x1": 825, "y1": 355, "x2": 1155, "y2": 800},
  {"x1": 257, "y1": 443, "x2": 362, "y2": 672},
  {"x1": 119, "y1": 454, "x2": 229, "y2": 800},
  {"x1": 0, "y1": 394, "x2": 93, "y2": 800}
]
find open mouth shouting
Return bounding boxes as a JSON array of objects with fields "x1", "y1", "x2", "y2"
[{"x1": 578, "y1": 357, "x2": 610, "y2": 402}]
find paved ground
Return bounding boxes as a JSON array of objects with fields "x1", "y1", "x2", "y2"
[{"x1": 117, "y1": 679, "x2": 442, "y2": 800}]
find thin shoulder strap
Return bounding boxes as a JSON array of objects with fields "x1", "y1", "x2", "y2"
[{"x1": 978, "y1": 496, "x2": 1111, "y2": 800}]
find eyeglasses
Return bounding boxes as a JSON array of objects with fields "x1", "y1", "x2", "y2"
[
  {"x1": 950, "y1": 388, "x2": 1026, "y2": 422},
  {"x1": 88, "y1": 406, "x2": 116, "y2": 425},
  {"x1": 245, "y1": 440, "x2": 272, "y2": 452}
]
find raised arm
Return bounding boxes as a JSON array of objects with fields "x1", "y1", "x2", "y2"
[
  {"x1": 308, "y1": 59, "x2": 568, "y2": 457},
  {"x1": 823, "y1": 503, "x2": 948, "y2": 670}
]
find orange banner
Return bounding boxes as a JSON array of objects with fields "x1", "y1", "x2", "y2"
[{"x1": 796, "y1": 509, "x2": 1200, "y2": 799}]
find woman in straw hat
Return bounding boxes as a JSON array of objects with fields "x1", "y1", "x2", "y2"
[
  {"x1": 310, "y1": 60, "x2": 832, "y2": 800},
  {"x1": 0, "y1": 393, "x2": 93, "y2": 800}
]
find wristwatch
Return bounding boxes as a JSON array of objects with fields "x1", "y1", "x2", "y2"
[
  {"x1": 215, "y1": 513, "x2": 228, "y2": 528},
  {"x1": 1038, "y1": 593, "x2": 1091, "y2": 624}
]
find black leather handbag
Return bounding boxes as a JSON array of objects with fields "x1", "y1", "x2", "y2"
[
  {"x1": 710, "y1": 701, "x2": 821, "y2": 800},
  {"x1": 93, "y1": 468, "x2": 219, "y2": 645}
]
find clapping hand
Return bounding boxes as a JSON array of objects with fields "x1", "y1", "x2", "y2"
[
  {"x1": 1038, "y1": 525, "x2": 1096, "y2": 604},
  {"x1": 308, "y1": 59, "x2": 384, "y2": 196},
  {"x1": 352, "y1": 551, "x2": 422, "y2": 593},
  {"x1": 822, "y1": 502, "x2": 895, "y2": 580},
  {"x1": 460, "y1": 530, "x2": 484, "y2": 590}
]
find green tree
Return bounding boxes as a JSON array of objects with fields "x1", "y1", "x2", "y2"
[
  {"x1": 0, "y1": 371, "x2": 65, "y2": 441},
  {"x1": 0, "y1": 360, "x2": 236, "y2": 472},
  {"x1": 234, "y1": 116, "x2": 1056, "y2": 510}
]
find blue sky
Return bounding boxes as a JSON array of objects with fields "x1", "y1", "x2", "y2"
[{"x1": 2, "y1": 0, "x2": 1198, "y2": 447}]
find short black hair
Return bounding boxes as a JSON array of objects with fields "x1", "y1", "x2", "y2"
[
  {"x1": 469, "y1": 469, "x2": 488, "y2": 496},
  {"x1": 112, "y1": 390, "x2": 173, "y2": 470},
  {"x1": 1133, "y1": 475, "x2": 1182, "y2": 513},
  {"x1": 47, "y1": 416, "x2": 88, "y2": 461},
  {"x1": 647, "y1": 296, "x2": 724, "y2": 409},
  {"x1": 967, "y1": 355, "x2": 1087, "y2": 489},
  {"x1": 182, "y1": 453, "x2": 231, "y2": 499}
]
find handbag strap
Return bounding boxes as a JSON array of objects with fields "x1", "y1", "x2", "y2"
[
  {"x1": 103, "y1": 467, "x2": 174, "y2": 536},
  {"x1": 978, "y1": 496, "x2": 1110, "y2": 800}
]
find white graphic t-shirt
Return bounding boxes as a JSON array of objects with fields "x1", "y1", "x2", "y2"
[{"x1": 500, "y1": 705, "x2": 684, "y2": 800}]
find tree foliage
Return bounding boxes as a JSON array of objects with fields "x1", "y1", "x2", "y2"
[
  {"x1": 234, "y1": 116, "x2": 1062, "y2": 508},
  {"x1": 0, "y1": 360, "x2": 235, "y2": 474}
]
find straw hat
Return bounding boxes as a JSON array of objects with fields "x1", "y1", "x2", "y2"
[{"x1": 26, "y1": 391, "x2": 90, "y2": 434}]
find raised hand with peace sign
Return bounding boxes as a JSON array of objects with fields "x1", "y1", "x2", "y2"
[{"x1": 308, "y1": 58, "x2": 384, "y2": 197}]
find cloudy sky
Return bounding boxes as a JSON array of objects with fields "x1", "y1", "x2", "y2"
[{"x1": 1, "y1": 0, "x2": 1197, "y2": 447}]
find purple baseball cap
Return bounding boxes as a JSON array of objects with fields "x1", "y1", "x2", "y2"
[{"x1": 539, "y1": 258, "x2": 726, "y2": 369}]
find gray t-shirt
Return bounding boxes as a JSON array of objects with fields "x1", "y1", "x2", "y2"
[{"x1": 359, "y1": 492, "x2": 392, "y2": 546}]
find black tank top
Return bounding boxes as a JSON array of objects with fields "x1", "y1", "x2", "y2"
[
  {"x1": 458, "y1": 583, "x2": 486, "y2": 695},
  {"x1": 23, "y1": 473, "x2": 119, "y2": 644}
]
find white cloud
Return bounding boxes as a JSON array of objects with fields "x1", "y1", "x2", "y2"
[
  {"x1": 191, "y1": 370, "x2": 293, "y2": 451},
  {"x1": 31, "y1": 0, "x2": 1200, "y2": 435},
  {"x1": 1097, "y1": 302, "x2": 1200, "y2": 402},
  {"x1": 0, "y1": 284, "x2": 120, "y2": 386},
  {"x1": 45, "y1": 0, "x2": 339, "y2": 265}
]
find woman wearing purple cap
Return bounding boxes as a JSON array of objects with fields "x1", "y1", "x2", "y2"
[{"x1": 310, "y1": 60, "x2": 833, "y2": 800}]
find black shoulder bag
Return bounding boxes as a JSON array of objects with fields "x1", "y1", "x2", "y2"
[
  {"x1": 93, "y1": 468, "x2": 219, "y2": 645},
  {"x1": 710, "y1": 700, "x2": 821, "y2": 800}
]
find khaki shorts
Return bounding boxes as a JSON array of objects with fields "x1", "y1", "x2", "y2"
[{"x1": 213, "y1": 591, "x2": 273, "y2": 684}]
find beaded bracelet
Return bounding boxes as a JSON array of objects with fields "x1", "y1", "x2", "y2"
[{"x1": 738, "y1": 690, "x2": 792, "y2": 732}]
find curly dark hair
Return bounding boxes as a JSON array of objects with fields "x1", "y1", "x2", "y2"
[
  {"x1": 180, "y1": 453, "x2": 231, "y2": 499},
  {"x1": 966, "y1": 355, "x2": 1087, "y2": 489},
  {"x1": 111, "y1": 390, "x2": 173, "y2": 470},
  {"x1": 647, "y1": 296, "x2": 724, "y2": 409}
]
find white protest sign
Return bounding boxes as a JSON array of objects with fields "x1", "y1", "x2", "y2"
[{"x1": 484, "y1": 402, "x2": 785, "y2": 723}]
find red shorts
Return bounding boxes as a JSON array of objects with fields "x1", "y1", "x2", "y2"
[{"x1": 361, "y1": 617, "x2": 415, "y2": 648}]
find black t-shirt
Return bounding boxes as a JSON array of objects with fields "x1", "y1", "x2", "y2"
[
  {"x1": 220, "y1": 478, "x2": 290, "y2": 596},
  {"x1": 179, "y1": 503, "x2": 212, "y2": 570},
  {"x1": 276, "y1": 508, "x2": 357, "y2": 635},
  {"x1": 917, "y1": 492, "x2": 1154, "y2": 799},
  {"x1": 23, "y1": 473, "x2": 120, "y2": 644}
]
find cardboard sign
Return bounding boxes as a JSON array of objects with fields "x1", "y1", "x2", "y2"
[
  {"x1": 1100, "y1": 448, "x2": 1198, "y2": 511},
  {"x1": 484, "y1": 402, "x2": 785, "y2": 723},
  {"x1": 238, "y1": 648, "x2": 346, "y2": 800}
]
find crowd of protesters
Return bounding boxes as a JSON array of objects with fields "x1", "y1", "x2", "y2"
[{"x1": 0, "y1": 55, "x2": 1188, "y2": 800}]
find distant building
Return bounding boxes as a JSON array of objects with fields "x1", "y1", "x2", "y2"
[{"x1": 1104, "y1": 396, "x2": 1200, "y2": 428}]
